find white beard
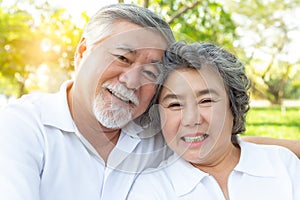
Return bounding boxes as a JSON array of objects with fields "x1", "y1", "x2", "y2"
[{"x1": 92, "y1": 89, "x2": 135, "y2": 129}]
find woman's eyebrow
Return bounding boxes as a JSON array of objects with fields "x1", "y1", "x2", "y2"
[
  {"x1": 161, "y1": 88, "x2": 218, "y2": 102},
  {"x1": 160, "y1": 93, "x2": 181, "y2": 102},
  {"x1": 196, "y1": 89, "x2": 218, "y2": 96}
]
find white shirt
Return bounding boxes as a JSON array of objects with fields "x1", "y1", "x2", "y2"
[
  {"x1": 0, "y1": 81, "x2": 172, "y2": 200},
  {"x1": 128, "y1": 140, "x2": 300, "y2": 200}
]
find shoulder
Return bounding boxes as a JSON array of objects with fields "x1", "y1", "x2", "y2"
[
  {"x1": 0, "y1": 93, "x2": 57, "y2": 148},
  {"x1": 1, "y1": 92, "x2": 62, "y2": 127},
  {"x1": 240, "y1": 140, "x2": 300, "y2": 169},
  {"x1": 121, "y1": 122, "x2": 173, "y2": 170},
  {"x1": 0, "y1": 81, "x2": 71, "y2": 123},
  {"x1": 2, "y1": 90, "x2": 60, "y2": 110},
  {"x1": 127, "y1": 154, "x2": 188, "y2": 200},
  {"x1": 242, "y1": 140, "x2": 297, "y2": 157},
  {"x1": 0, "y1": 80, "x2": 72, "y2": 134},
  {"x1": 1, "y1": 93, "x2": 46, "y2": 126},
  {"x1": 0, "y1": 89, "x2": 69, "y2": 146},
  {"x1": 128, "y1": 166, "x2": 173, "y2": 200}
]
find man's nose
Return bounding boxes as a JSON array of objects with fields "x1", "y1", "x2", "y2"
[{"x1": 118, "y1": 67, "x2": 141, "y2": 90}]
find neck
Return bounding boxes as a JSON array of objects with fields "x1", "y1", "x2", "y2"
[
  {"x1": 192, "y1": 144, "x2": 240, "y2": 200},
  {"x1": 67, "y1": 84, "x2": 121, "y2": 162},
  {"x1": 193, "y1": 144, "x2": 240, "y2": 173},
  {"x1": 83, "y1": 126, "x2": 121, "y2": 163}
]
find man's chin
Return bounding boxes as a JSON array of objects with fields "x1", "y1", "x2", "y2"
[
  {"x1": 92, "y1": 97, "x2": 135, "y2": 130},
  {"x1": 100, "y1": 120, "x2": 131, "y2": 129},
  {"x1": 95, "y1": 111, "x2": 133, "y2": 130}
]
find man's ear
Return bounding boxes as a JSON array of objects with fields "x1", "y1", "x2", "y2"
[{"x1": 74, "y1": 37, "x2": 87, "y2": 68}]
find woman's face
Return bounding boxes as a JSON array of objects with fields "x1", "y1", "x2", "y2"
[{"x1": 158, "y1": 67, "x2": 234, "y2": 165}]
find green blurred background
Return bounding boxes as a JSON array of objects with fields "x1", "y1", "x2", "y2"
[{"x1": 0, "y1": 0, "x2": 299, "y2": 138}]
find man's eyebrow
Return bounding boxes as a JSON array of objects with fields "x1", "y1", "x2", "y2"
[
  {"x1": 115, "y1": 45, "x2": 163, "y2": 65},
  {"x1": 115, "y1": 45, "x2": 136, "y2": 54},
  {"x1": 151, "y1": 60, "x2": 163, "y2": 64}
]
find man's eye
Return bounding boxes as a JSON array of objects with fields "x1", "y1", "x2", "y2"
[
  {"x1": 142, "y1": 70, "x2": 158, "y2": 81},
  {"x1": 113, "y1": 54, "x2": 129, "y2": 63},
  {"x1": 141, "y1": 64, "x2": 160, "y2": 82}
]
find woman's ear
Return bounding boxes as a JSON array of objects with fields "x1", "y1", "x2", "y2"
[{"x1": 74, "y1": 37, "x2": 87, "y2": 68}]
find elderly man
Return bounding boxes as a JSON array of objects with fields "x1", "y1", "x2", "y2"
[{"x1": 0, "y1": 4, "x2": 174, "y2": 200}]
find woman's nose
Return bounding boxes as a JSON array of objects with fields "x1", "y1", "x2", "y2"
[{"x1": 182, "y1": 105, "x2": 202, "y2": 127}]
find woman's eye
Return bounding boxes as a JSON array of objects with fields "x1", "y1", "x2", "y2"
[
  {"x1": 199, "y1": 99, "x2": 214, "y2": 104},
  {"x1": 168, "y1": 103, "x2": 182, "y2": 108},
  {"x1": 202, "y1": 99, "x2": 212, "y2": 103}
]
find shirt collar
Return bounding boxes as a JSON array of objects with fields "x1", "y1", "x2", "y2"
[
  {"x1": 40, "y1": 81, "x2": 145, "y2": 167},
  {"x1": 41, "y1": 80, "x2": 146, "y2": 137},
  {"x1": 122, "y1": 121, "x2": 144, "y2": 138},
  {"x1": 164, "y1": 153, "x2": 209, "y2": 197},
  {"x1": 166, "y1": 139, "x2": 278, "y2": 197},
  {"x1": 105, "y1": 122, "x2": 143, "y2": 168},
  {"x1": 234, "y1": 139, "x2": 276, "y2": 177},
  {"x1": 40, "y1": 80, "x2": 75, "y2": 133}
]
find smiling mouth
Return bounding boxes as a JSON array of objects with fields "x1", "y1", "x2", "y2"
[
  {"x1": 107, "y1": 88, "x2": 135, "y2": 105},
  {"x1": 181, "y1": 134, "x2": 209, "y2": 143},
  {"x1": 102, "y1": 82, "x2": 139, "y2": 106}
]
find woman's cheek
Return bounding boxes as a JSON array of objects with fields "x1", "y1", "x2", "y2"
[{"x1": 161, "y1": 110, "x2": 181, "y2": 142}]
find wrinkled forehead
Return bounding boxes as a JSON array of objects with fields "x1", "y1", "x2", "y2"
[
  {"x1": 165, "y1": 67, "x2": 225, "y2": 90},
  {"x1": 92, "y1": 21, "x2": 169, "y2": 52},
  {"x1": 114, "y1": 30, "x2": 167, "y2": 50}
]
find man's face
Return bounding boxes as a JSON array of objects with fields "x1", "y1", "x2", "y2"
[{"x1": 72, "y1": 21, "x2": 168, "y2": 130}]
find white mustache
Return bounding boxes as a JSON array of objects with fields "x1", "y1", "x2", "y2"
[{"x1": 102, "y1": 82, "x2": 139, "y2": 106}]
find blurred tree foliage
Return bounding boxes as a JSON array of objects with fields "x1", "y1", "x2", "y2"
[
  {"x1": 225, "y1": 0, "x2": 300, "y2": 104},
  {"x1": 0, "y1": 1, "x2": 34, "y2": 96},
  {"x1": 135, "y1": 0, "x2": 237, "y2": 50},
  {"x1": 0, "y1": 0, "x2": 86, "y2": 96},
  {"x1": 1, "y1": 0, "x2": 300, "y2": 104}
]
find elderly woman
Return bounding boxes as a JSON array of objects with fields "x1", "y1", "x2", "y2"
[{"x1": 128, "y1": 41, "x2": 300, "y2": 200}]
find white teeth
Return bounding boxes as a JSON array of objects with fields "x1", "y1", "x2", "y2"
[
  {"x1": 182, "y1": 134, "x2": 208, "y2": 143},
  {"x1": 111, "y1": 90, "x2": 130, "y2": 102},
  {"x1": 102, "y1": 82, "x2": 139, "y2": 106}
]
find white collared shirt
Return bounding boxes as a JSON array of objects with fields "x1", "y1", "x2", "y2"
[
  {"x1": 0, "y1": 81, "x2": 171, "y2": 200},
  {"x1": 128, "y1": 140, "x2": 300, "y2": 200}
]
